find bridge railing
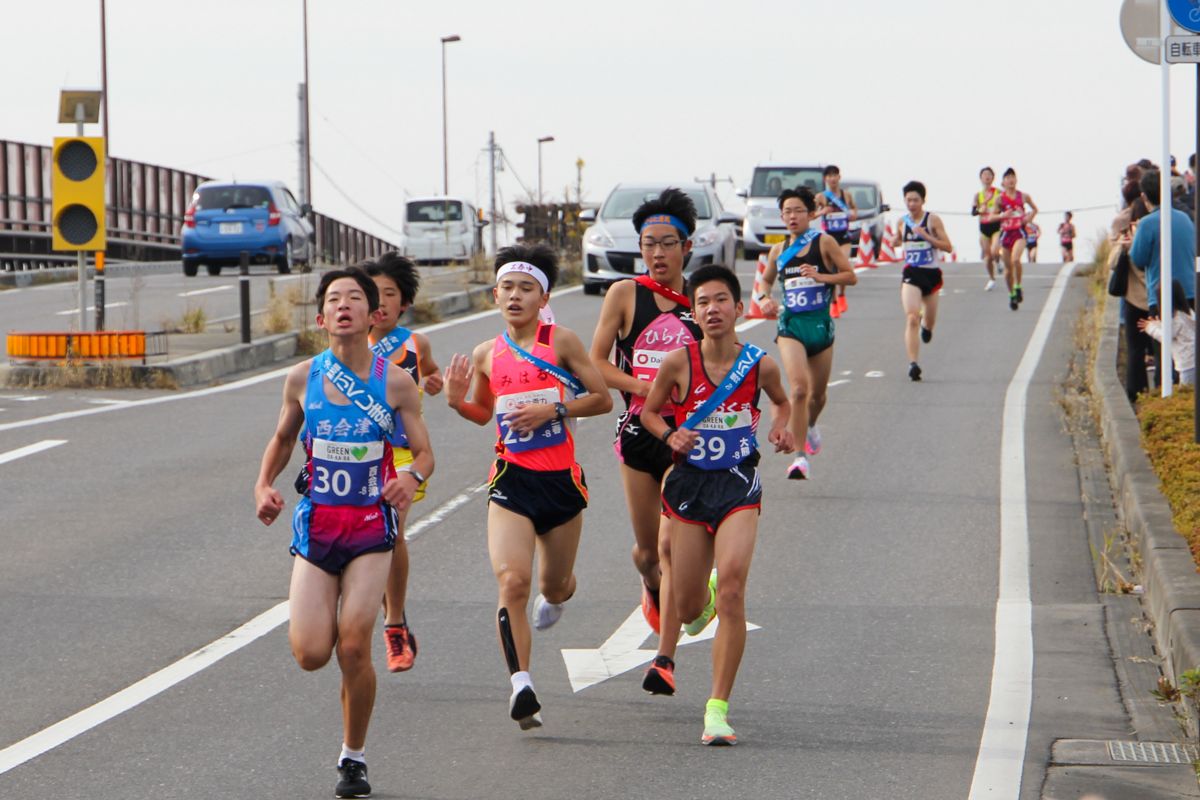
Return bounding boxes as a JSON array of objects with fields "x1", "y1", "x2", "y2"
[{"x1": 0, "y1": 139, "x2": 399, "y2": 270}]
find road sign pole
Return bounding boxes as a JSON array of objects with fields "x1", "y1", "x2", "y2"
[
  {"x1": 1162, "y1": 2, "x2": 1175, "y2": 398},
  {"x1": 94, "y1": 251, "x2": 105, "y2": 331},
  {"x1": 240, "y1": 251, "x2": 251, "y2": 345}
]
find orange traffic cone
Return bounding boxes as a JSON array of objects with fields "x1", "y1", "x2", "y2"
[
  {"x1": 746, "y1": 254, "x2": 777, "y2": 320},
  {"x1": 876, "y1": 224, "x2": 901, "y2": 263}
]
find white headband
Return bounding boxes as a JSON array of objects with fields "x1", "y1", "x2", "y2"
[{"x1": 496, "y1": 261, "x2": 549, "y2": 293}]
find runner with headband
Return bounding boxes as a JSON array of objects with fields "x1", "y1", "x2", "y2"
[
  {"x1": 254, "y1": 267, "x2": 434, "y2": 798},
  {"x1": 753, "y1": 187, "x2": 857, "y2": 480},
  {"x1": 890, "y1": 180, "x2": 953, "y2": 381},
  {"x1": 971, "y1": 166, "x2": 1001, "y2": 291},
  {"x1": 445, "y1": 244, "x2": 610, "y2": 731},
  {"x1": 639, "y1": 264, "x2": 793, "y2": 745},
  {"x1": 814, "y1": 165, "x2": 857, "y2": 317},
  {"x1": 362, "y1": 252, "x2": 443, "y2": 674},
  {"x1": 589, "y1": 188, "x2": 703, "y2": 638},
  {"x1": 997, "y1": 167, "x2": 1038, "y2": 310}
]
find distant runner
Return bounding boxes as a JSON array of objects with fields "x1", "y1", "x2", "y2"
[
  {"x1": 971, "y1": 166, "x2": 1001, "y2": 290},
  {"x1": 445, "y1": 244, "x2": 611, "y2": 731},
  {"x1": 997, "y1": 167, "x2": 1038, "y2": 310},
  {"x1": 1024, "y1": 222, "x2": 1040, "y2": 263},
  {"x1": 640, "y1": 264, "x2": 794, "y2": 746},
  {"x1": 814, "y1": 164, "x2": 857, "y2": 317},
  {"x1": 1058, "y1": 211, "x2": 1076, "y2": 262},
  {"x1": 891, "y1": 180, "x2": 953, "y2": 381},
  {"x1": 754, "y1": 187, "x2": 857, "y2": 480}
]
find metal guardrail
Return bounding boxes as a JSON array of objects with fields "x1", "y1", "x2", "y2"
[{"x1": 0, "y1": 139, "x2": 400, "y2": 271}]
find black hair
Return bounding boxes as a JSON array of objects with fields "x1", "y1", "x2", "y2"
[
  {"x1": 1171, "y1": 279, "x2": 1189, "y2": 314},
  {"x1": 1140, "y1": 170, "x2": 1161, "y2": 205},
  {"x1": 316, "y1": 266, "x2": 380, "y2": 312},
  {"x1": 686, "y1": 264, "x2": 741, "y2": 304},
  {"x1": 902, "y1": 180, "x2": 926, "y2": 200},
  {"x1": 631, "y1": 187, "x2": 697, "y2": 235},
  {"x1": 777, "y1": 186, "x2": 816, "y2": 212},
  {"x1": 823, "y1": 164, "x2": 840, "y2": 178},
  {"x1": 1003, "y1": 167, "x2": 1016, "y2": 179},
  {"x1": 494, "y1": 242, "x2": 559, "y2": 291},
  {"x1": 1064, "y1": 211, "x2": 1073, "y2": 219},
  {"x1": 980, "y1": 166, "x2": 995, "y2": 177},
  {"x1": 362, "y1": 251, "x2": 420, "y2": 306}
]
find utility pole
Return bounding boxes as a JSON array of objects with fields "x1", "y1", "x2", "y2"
[
  {"x1": 488, "y1": 130, "x2": 498, "y2": 256},
  {"x1": 575, "y1": 157, "x2": 584, "y2": 204},
  {"x1": 300, "y1": 0, "x2": 312, "y2": 208}
]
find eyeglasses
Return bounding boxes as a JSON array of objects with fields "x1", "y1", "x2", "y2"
[
  {"x1": 639, "y1": 237, "x2": 682, "y2": 251},
  {"x1": 780, "y1": 208, "x2": 807, "y2": 217}
]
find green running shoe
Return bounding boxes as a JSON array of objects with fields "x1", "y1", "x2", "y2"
[
  {"x1": 683, "y1": 569, "x2": 718, "y2": 637},
  {"x1": 701, "y1": 700, "x2": 738, "y2": 746}
]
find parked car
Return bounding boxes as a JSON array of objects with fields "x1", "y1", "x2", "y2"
[
  {"x1": 580, "y1": 182, "x2": 740, "y2": 294},
  {"x1": 737, "y1": 163, "x2": 825, "y2": 260},
  {"x1": 401, "y1": 196, "x2": 480, "y2": 264},
  {"x1": 843, "y1": 179, "x2": 889, "y2": 257},
  {"x1": 182, "y1": 180, "x2": 313, "y2": 276}
]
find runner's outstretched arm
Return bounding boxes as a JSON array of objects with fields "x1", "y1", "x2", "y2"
[
  {"x1": 254, "y1": 362, "x2": 308, "y2": 525},
  {"x1": 414, "y1": 332, "x2": 443, "y2": 395},
  {"x1": 445, "y1": 343, "x2": 495, "y2": 425}
]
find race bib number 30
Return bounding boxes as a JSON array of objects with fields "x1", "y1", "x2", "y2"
[
  {"x1": 687, "y1": 408, "x2": 755, "y2": 469},
  {"x1": 783, "y1": 276, "x2": 829, "y2": 311},
  {"x1": 905, "y1": 240, "x2": 934, "y2": 267},
  {"x1": 496, "y1": 388, "x2": 565, "y2": 452},
  {"x1": 310, "y1": 438, "x2": 385, "y2": 504}
]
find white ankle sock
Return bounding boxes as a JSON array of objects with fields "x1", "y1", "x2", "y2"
[
  {"x1": 510, "y1": 670, "x2": 533, "y2": 693},
  {"x1": 339, "y1": 744, "x2": 365, "y2": 766}
]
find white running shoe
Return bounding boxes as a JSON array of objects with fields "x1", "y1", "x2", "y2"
[
  {"x1": 787, "y1": 456, "x2": 810, "y2": 480},
  {"x1": 985, "y1": 279, "x2": 995, "y2": 292},
  {"x1": 532, "y1": 594, "x2": 564, "y2": 631},
  {"x1": 805, "y1": 425, "x2": 822, "y2": 456}
]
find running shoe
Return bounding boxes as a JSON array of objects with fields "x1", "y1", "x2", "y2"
[
  {"x1": 909, "y1": 362, "x2": 922, "y2": 382},
  {"x1": 383, "y1": 622, "x2": 417, "y2": 673},
  {"x1": 985, "y1": 279, "x2": 995, "y2": 292},
  {"x1": 786, "y1": 456, "x2": 810, "y2": 480},
  {"x1": 335, "y1": 759, "x2": 371, "y2": 798},
  {"x1": 830, "y1": 301, "x2": 841, "y2": 319},
  {"x1": 683, "y1": 569, "x2": 718, "y2": 637},
  {"x1": 533, "y1": 594, "x2": 564, "y2": 631},
  {"x1": 804, "y1": 425, "x2": 822, "y2": 457},
  {"x1": 920, "y1": 326, "x2": 932, "y2": 344},
  {"x1": 701, "y1": 703, "x2": 738, "y2": 746},
  {"x1": 837, "y1": 294, "x2": 848, "y2": 314},
  {"x1": 1015, "y1": 286, "x2": 1023, "y2": 303},
  {"x1": 1009, "y1": 294, "x2": 1018, "y2": 311},
  {"x1": 509, "y1": 685, "x2": 543, "y2": 730},
  {"x1": 642, "y1": 655, "x2": 676, "y2": 695},
  {"x1": 641, "y1": 580, "x2": 661, "y2": 634}
]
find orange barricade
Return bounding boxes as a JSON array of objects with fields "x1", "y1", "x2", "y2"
[{"x1": 6, "y1": 331, "x2": 149, "y2": 363}]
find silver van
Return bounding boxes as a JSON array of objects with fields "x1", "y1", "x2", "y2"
[
  {"x1": 401, "y1": 196, "x2": 479, "y2": 264},
  {"x1": 737, "y1": 163, "x2": 825, "y2": 259}
]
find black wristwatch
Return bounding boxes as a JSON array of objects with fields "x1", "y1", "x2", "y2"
[
  {"x1": 661, "y1": 427, "x2": 675, "y2": 443},
  {"x1": 554, "y1": 402, "x2": 568, "y2": 420},
  {"x1": 399, "y1": 467, "x2": 426, "y2": 485}
]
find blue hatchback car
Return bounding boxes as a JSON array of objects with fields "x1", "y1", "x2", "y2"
[{"x1": 181, "y1": 180, "x2": 314, "y2": 276}]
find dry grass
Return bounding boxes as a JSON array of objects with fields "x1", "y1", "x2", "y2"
[
  {"x1": 160, "y1": 304, "x2": 207, "y2": 334},
  {"x1": 6, "y1": 362, "x2": 178, "y2": 390},
  {"x1": 409, "y1": 300, "x2": 442, "y2": 324},
  {"x1": 263, "y1": 291, "x2": 294, "y2": 334},
  {"x1": 296, "y1": 328, "x2": 326, "y2": 356},
  {"x1": 1137, "y1": 385, "x2": 1200, "y2": 566}
]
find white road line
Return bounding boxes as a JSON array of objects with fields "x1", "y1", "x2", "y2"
[
  {"x1": 735, "y1": 318, "x2": 765, "y2": 332},
  {"x1": 54, "y1": 302, "x2": 128, "y2": 316},
  {"x1": 967, "y1": 260, "x2": 1075, "y2": 799},
  {"x1": 0, "y1": 395, "x2": 46, "y2": 401},
  {"x1": 0, "y1": 482, "x2": 483, "y2": 776},
  {"x1": 178, "y1": 285, "x2": 232, "y2": 297},
  {"x1": 0, "y1": 439, "x2": 67, "y2": 465},
  {"x1": 415, "y1": 284, "x2": 583, "y2": 335},
  {"x1": 827, "y1": 379, "x2": 850, "y2": 388},
  {"x1": 84, "y1": 399, "x2": 126, "y2": 406}
]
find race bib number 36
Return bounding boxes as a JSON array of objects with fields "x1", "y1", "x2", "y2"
[
  {"x1": 496, "y1": 388, "x2": 565, "y2": 452},
  {"x1": 783, "y1": 276, "x2": 828, "y2": 311}
]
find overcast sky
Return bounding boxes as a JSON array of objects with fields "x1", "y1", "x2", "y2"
[{"x1": 4, "y1": 0, "x2": 1197, "y2": 261}]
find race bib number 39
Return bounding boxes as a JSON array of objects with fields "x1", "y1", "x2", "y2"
[
  {"x1": 905, "y1": 240, "x2": 934, "y2": 267},
  {"x1": 687, "y1": 408, "x2": 755, "y2": 469},
  {"x1": 496, "y1": 388, "x2": 565, "y2": 452},
  {"x1": 310, "y1": 438, "x2": 385, "y2": 504},
  {"x1": 783, "y1": 276, "x2": 829, "y2": 311}
]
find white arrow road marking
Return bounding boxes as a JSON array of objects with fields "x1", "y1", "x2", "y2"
[
  {"x1": 0, "y1": 439, "x2": 67, "y2": 466},
  {"x1": 562, "y1": 608, "x2": 761, "y2": 692}
]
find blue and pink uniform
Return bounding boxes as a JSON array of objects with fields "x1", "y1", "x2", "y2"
[{"x1": 291, "y1": 351, "x2": 399, "y2": 573}]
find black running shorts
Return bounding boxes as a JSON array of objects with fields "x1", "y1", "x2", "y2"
[
  {"x1": 979, "y1": 221, "x2": 1001, "y2": 238},
  {"x1": 661, "y1": 456, "x2": 762, "y2": 535},
  {"x1": 615, "y1": 411, "x2": 677, "y2": 482},
  {"x1": 901, "y1": 266, "x2": 943, "y2": 297},
  {"x1": 487, "y1": 459, "x2": 588, "y2": 535}
]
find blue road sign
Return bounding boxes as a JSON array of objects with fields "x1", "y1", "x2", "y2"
[{"x1": 1168, "y1": 0, "x2": 1200, "y2": 34}]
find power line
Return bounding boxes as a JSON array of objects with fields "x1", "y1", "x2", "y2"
[
  {"x1": 500, "y1": 150, "x2": 533, "y2": 200},
  {"x1": 310, "y1": 157, "x2": 404, "y2": 240},
  {"x1": 312, "y1": 108, "x2": 410, "y2": 197}
]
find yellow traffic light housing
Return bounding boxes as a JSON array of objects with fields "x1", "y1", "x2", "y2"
[{"x1": 52, "y1": 136, "x2": 106, "y2": 251}]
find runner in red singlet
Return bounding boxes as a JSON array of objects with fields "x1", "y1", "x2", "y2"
[{"x1": 996, "y1": 167, "x2": 1039, "y2": 310}]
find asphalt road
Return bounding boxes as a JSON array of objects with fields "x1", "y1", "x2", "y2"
[{"x1": 0, "y1": 259, "x2": 1142, "y2": 799}]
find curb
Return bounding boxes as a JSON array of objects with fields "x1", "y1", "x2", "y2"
[
  {"x1": 2, "y1": 282, "x2": 497, "y2": 389},
  {"x1": 1092, "y1": 296, "x2": 1200, "y2": 696},
  {"x1": 0, "y1": 261, "x2": 181, "y2": 288}
]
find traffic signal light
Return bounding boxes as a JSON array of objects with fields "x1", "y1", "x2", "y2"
[{"x1": 52, "y1": 136, "x2": 106, "y2": 251}]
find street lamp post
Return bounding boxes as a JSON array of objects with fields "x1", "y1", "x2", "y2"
[
  {"x1": 537, "y1": 135, "x2": 555, "y2": 205},
  {"x1": 440, "y1": 34, "x2": 461, "y2": 196}
]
